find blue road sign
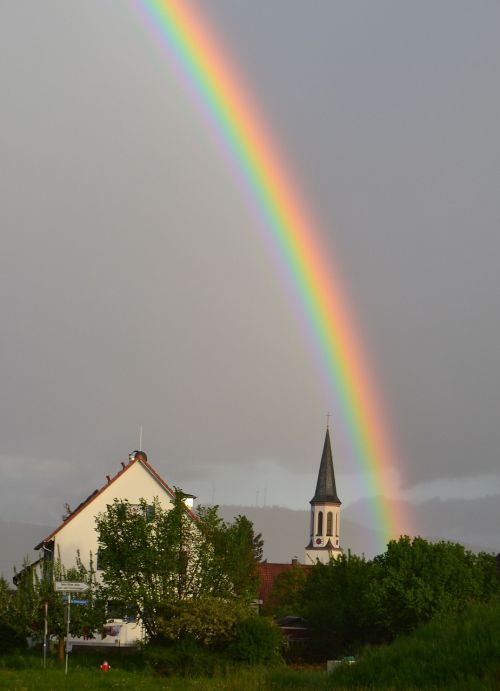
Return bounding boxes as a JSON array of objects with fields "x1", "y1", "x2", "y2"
[{"x1": 63, "y1": 596, "x2": 88, "y2": 605}]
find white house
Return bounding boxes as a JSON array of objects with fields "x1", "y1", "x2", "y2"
[
  {"x1": 34, "y1": 451, "x2": 191, "y2": 572},
  {"x1": 31, "y1": 451, "x2": 195, "y2": 646}
]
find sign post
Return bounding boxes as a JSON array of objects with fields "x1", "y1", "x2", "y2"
[
  {"x1": 43, "y1": 601, "x2": 48, "y2": 669},
  {"x1": 54, "y1": 582, "x2": 87, "y2": 674},
  {"x1": 54, "y1": 581, "x2": 87, "y2": 593},
  {"x1": 65, "y1": 592, "x2": 71, "y2": 675}
]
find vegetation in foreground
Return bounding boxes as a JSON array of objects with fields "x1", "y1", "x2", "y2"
[
  {"x1": 2, "y1": 597, "x2": 500, "y2": 690},
  {"x1": 5, "y1": 493, "x2": 267, "y2": 665},
  {"x1": 3, "y1": 502, "x2": 499, "y2": 690},
  {"x1": 267, "y1": 536, "x2": 500, "y2": 658}
]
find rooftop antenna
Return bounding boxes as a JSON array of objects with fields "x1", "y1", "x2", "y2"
[{"x1": 139, "y1": 425, "x2": 143, "y2": 452}]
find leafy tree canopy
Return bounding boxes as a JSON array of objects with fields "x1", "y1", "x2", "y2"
[
  {"x1": 95, "y1": 491, "x2": 263, "y2": 640},
  {"x1": 265, "y1": 537, "x2": 500, "y2": 655},
  {"x1": 369, "y1": 536, "x2": 500, "y2": 636},
  {"x1": 12, "y1": 551, "x2": 105, "y2": 658}
]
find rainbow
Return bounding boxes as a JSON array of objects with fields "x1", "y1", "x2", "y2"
[{"x1": 131, "y1": 0, "x2": 408, "y2": 549}]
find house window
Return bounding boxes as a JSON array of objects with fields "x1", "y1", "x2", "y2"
[
  {"x1": 96, "y1": 548, "x2": 103, "y2": 571},
  {"x1": 336, "y1": 513, "x2": 339, "y2": 536},
  {"x1": 129, "y1": 504, "x2": 154, "y2": 520},
  {"x1": 317, "y1": 511, "x2": 323, "y2": 535},
  {"x1": 326, "y1": 512, "x2": 333, "y2": 536},
  {"x1": 106, "y1": 601, "x2": 137, "y2": 621}
]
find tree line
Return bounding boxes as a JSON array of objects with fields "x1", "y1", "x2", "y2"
[
  {"x1": 265, "y1": 535, "x2": 500, "y2": 656},
  {"x1": 1, "y1": 497, "x2": 498, "y2": 670}
]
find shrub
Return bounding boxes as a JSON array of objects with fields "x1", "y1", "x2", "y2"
[
  {"x1": 155, "y1": 596, "x2": 250, "y2": 649},
  {"x1": 0, "y1": 622, "x2": 26, "y2": 653},
  {"x1": 332, "y1": 596, "x2": 500, "y2": 690},
  {"x1": 143, "y1": 639, "x2": 229, "y2": 677},
  {"x1": 227, "y1": 616, "x2": 283, "y2": 665}
]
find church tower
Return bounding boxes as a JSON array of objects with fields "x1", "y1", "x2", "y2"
[{"x1": 305, "y1": 426, "x2": 343, "y2": 564}]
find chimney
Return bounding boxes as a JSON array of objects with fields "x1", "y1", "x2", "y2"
[
  {"x1": 291, "y1": 557, "x2": 299, "y2": 566},
  {"x1": 106, "y1": 475, "x2": 111, "y2": 484}
]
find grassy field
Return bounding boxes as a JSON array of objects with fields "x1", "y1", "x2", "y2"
[
  {"x1": 1, "y1": 655, "x2": 348, "y2": 691},
  {"x1": 0, "y1": 660, "x2": 321, "y2": 691},
  {"x1": 2, "y1": 598, "x2": 500, "y2": 690}
]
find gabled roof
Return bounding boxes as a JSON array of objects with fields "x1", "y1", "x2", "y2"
[
  {"x1": 311, "y1": 427, "x2": 341, "y2": 505},
  {"x1": 35, "y1": 456, "x2": 179, "y2": 549}
]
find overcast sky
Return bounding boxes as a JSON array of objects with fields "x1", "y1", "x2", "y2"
[{"x1": 1, "y1": 2, "x2": 499, "y2": 541}]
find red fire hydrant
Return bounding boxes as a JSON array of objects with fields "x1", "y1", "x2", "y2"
[{"x1": 100, "y1": 660, "x2": 111, "y2": 672}]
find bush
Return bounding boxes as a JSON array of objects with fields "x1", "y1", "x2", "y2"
[
  {"x1": 155, "y1": 596, "x2": 249, "y2": 648},
  {"x1": 143, "y1": 638, "x2": 229, "y2": 677},
  {"x1": 0, "y1": 622, "x2": 26, "y2": 653},
  {"x1": 332, "y1": 597, "x2": 500, "y2": 690},
  {"x1": 227, "y1": 616, "x2": 283, "y2": 665}
]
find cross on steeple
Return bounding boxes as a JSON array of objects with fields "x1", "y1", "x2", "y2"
[{"x1": 326, "y1": 411, "x2": 331, "y2": 429}]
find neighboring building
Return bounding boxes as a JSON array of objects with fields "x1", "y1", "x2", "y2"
[
  {"x1": 305, "y1": 426, "x2": 343, "y2": 564},
  {"x1": 258, "y1": 559, "x2": 301, "y2": 608},
  {"x1": 33, "y1": 451, "x2": 191, "y2": 574}
]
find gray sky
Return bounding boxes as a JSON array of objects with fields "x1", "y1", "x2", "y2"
[{"x1": 1, "y1": 2, "x2": 500, "y2": 544}]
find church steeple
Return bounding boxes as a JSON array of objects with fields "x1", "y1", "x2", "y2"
[
  {"x1": 305, "y1": 425, "x2": 343, "y2": 564},
  {"x1": 311, "y1": 426, "x2": 341, "y2": 505}
]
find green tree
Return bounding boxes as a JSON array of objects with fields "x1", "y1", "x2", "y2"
[
  {"x1": 0, "y1": 576, "x2": 25, "y2": 651},
  {"x1": 13, "y1": 551, "x2": 105, "y2": 660},
  {"x1": 369, "y1": 536, "x2": 500, "y2": 638},
  {"x1": 300, "y1": 553, "x2": 378, "y2": 652},
  {"x1": 95, "y1": 492, "x2": 263, "y2": 640},
  {"x1": 263, "y1": 564, "x2": 309, "y2": 617},
  {"x1": 202, "y1": 509, "x2": 263, "y2": 601}
]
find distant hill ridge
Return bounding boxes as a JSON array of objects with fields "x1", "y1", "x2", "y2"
[
  {"x1": 217, "y1": 502, "x2": 495, "y2": 561},
  {"x1": 217, "y1": 504, "x2": 387, "y2": 562},
  {"x1": 2, "y1": 492, "x2": 496, "y2": 580}
]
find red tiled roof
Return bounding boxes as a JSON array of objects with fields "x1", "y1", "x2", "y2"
[
  {"x1": 35, "y1": 457, "x2": 187, "y2": 549},
  {"x1": 257, "y1": 562, "x2": 313, "y2": 605},
  {"x1": 258, "y1": 562, "x2": 294, "y2": 603}
]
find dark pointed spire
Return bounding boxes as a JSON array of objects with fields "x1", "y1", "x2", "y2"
[{"x1": 311, "y1": 426, "x2": 341, "y2": 504}]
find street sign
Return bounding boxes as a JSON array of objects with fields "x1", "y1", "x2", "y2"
[
  {"x1": 62, "y1": 595, "x2": 88, "y2": 605},
  {"x1": 54, "y1": 581, "x2": 87, "y2": 593}
]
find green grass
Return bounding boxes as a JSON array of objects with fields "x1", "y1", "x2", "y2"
[
  {"x1": 2, "y1": 599, "x2": 500, "y2": 690},
  {"x1": 0, "y1": 651, "x2": 277, "y2": 691},
  {"x1": 0, "y1": 655, "x2": 332, "y2": 691}
]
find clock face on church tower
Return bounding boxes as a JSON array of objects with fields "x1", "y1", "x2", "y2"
[{"x1": 316, "y1": 538, "x2": 322, "y2": 545}]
